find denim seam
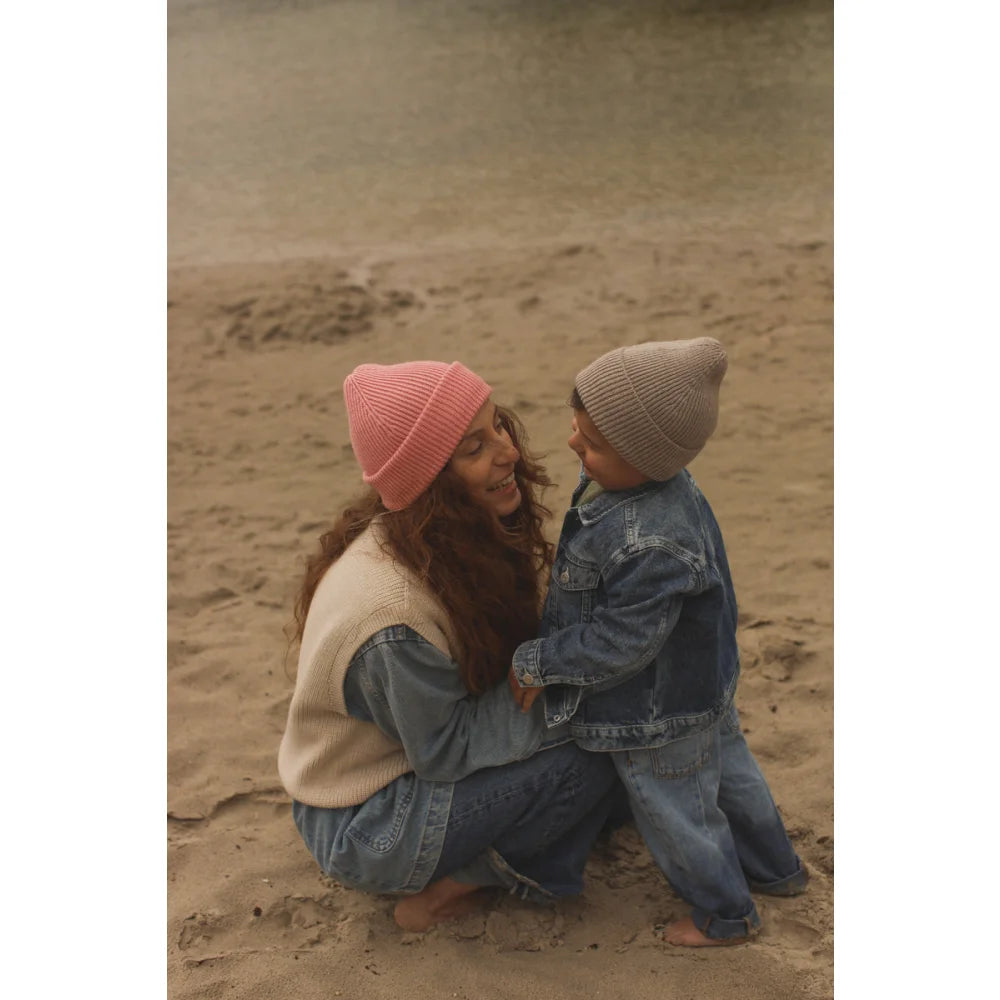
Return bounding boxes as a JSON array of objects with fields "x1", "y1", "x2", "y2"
[
  {"x1": 355, "y1": 625, "x2": 428, "y2": 655},
  {"x1": 345, "y1": 781, "x2": 415, "y2": 854},
  {"x1": 650, "y1": 732, "x2": 713, "y2": 779},
  {"x1": 576, "y1": 481, "x2": 662, "y2": 525},
  {"x1": 447, "y1": 773, "x2": 587, "y2": 826},
  {"x1": 692, "y1": 759, "x2": 712, "y2": 842},
  {"x1": 407, "y1": 783, "x2": 453, "y2": 892},
  {"x1": 568, "y1": 674, "x2": 738, "y2": 746},
  {"x1": 530, "y1": 595, "x2": 672, "y2": 689}
]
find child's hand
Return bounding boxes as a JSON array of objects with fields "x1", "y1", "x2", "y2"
[
  {"x1": 517, "y1": 685, "x2": 542, "y2": 712},
  {"x1": 507, "y1": 665, "x2": 543, "y2": 713}
]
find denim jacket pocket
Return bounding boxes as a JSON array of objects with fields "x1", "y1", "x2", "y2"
[
  {"x1": 649, "y1": 727, "x2": 714, "y2": 779},
  {"x1": 345, "y1": 780, "x2": 416, "y2": 855},
  {"x1": 551, "y1": 558, "x2": 600, "y2": 628}
]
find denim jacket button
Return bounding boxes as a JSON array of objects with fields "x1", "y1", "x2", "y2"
[
  {"x1": 522, "y1": 673, "x2": 534, "y2": 685},
  {"x1": 552, "y1": 714, "x2": 562, "y2": 722},
  {"x1": 559, "y1": 570, "x2": 570, "y2": 583}
]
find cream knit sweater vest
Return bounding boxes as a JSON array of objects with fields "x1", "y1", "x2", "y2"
[{"x1": 278, "y1": 524, "x2": 458, "y2": 808}]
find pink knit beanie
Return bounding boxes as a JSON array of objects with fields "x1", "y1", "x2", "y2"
[{"x1": 343, "y1": 361, "x2": 493, "y2": 510}]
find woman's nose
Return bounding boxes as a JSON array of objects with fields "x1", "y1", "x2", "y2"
[
  {"x1": 492, "y1": 428, "x2": 519, "y2": 464},
  {"x1": 491, "y1": 436, "x2": 518, "y2": 465}
]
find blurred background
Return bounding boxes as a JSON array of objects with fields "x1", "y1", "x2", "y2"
[{"x1": 168, "y1": 0, "x2": 832, "y2": 265}]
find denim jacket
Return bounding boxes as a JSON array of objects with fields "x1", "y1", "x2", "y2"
[
  {"x1": 293, "y1": 626, "x2": 568, "y2": 894},
  {"x1": 511, "y1": 469, "x2": 740, "y2": 752}
]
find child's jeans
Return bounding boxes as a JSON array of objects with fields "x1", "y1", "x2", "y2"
[{"x1": 613, "y1": 704, "x2": 807, "y2": 940}]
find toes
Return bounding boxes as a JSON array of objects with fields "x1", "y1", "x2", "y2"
[
  {"x1": 393, "y1": 900, "x2": 431, "y2": 933},
  {"x1": 662, "y1": 921, "x2": 691, "y2": 946}
]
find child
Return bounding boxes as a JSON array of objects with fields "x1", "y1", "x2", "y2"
[{"x1": 509, "y1": 338, "x2": 808, "y2": 947}]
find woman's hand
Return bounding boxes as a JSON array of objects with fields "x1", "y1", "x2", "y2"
[{"x1": 508, "y1": 665, "x2": 543, "y2": 713}]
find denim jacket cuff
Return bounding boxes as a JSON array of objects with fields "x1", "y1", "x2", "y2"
[
  {"x1": 543, "y1": 687, "x2": 581, "y2": 728},
  {"x1": 511, "y1": 640, "x2": 543, "y2": 687}
]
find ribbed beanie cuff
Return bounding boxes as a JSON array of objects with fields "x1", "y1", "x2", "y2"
[
  {"x1": 343, "y1": 361, "x2": 492, "y2": 510},
  {"x1": 574, "y1": 338, "x2": 728, "y2": 482}
]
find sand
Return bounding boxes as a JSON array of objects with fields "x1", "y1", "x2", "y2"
[{"x1": 167, "y1": 231, "x2": 833, "y2": 998}]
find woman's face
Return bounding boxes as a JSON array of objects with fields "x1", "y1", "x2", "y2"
[{"x1": 449, "y1": 399, "x2": 522, "y2": 517}]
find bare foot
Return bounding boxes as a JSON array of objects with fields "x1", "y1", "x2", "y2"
[
  {"x1": 663, "y1": 915, "x2": 747, "y2": 948},
  {"x1": 393, "y1": 877, "x2": 491, "y2": 932}
]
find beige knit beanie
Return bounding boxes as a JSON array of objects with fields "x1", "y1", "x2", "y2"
[{"x1": 574, "y1": 337, "x2": 728, "y2": 482}]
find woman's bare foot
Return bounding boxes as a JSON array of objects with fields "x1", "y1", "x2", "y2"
[
  {"x1": 393, "y1": 877, "x2": 491, "y2": 932},
  {"x1": 663, "y1": 915, "x2": 747, "y2": 947}
]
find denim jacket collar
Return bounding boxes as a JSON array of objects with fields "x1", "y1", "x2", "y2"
[{"x1": 572, "y1": 476, "x2": 667, "y2": 526}]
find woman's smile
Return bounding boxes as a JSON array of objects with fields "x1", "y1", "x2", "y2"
[{"x1": 488, "y1": 471, "x2": 517, "y2": 493}]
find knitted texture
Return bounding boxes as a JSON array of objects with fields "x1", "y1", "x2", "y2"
[
  {"x1": 574, "y1": 338, "x2": 728, "y2": 482},
  {"x1": 278, "y1": 525, "x2": 459, "y2": 808},
  {"x1": 343, "y1": 361, "x2": 492, "y2": 510}
]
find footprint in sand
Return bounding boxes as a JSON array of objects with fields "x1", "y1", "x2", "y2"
[
  {"x1": 167, "y1": 639, "x2": 207, "y2": 671},
  {"x1": 738, "y1": 617, "x2": 815, "y2": 682},
  {"x1": 484, "y1": 906, "x2": 566, "y2": 952},
  {"x1": 758, "y1": 638, "x2": 811, "y2": 681},
  {"x1": 179, "y1": 896, "x2": 373, "y2": 958},
  {"x1": 177, "y1": 910, "x2": 226, "y2": 951},
  {"x1": 256, "y1": 896, "x2": 374, "y2": 951},
  {"x1": 762, "y1": 911, "x2": 826, "y2": 954},
  {"x1": 212, "y1": 282, "x2": 425, "y2": 352},
  {"x1": 168, "y1": 587, "x2": 240, "y2": 616}
]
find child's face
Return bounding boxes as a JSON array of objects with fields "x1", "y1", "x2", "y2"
[{"x1": 568, "y1": 409, "x2": 647, "y2": 491}]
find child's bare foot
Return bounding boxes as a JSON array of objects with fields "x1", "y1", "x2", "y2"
[
  {"x1": 663, "y1": 915, "x2": 747, "y2": 947},
  {"x1": 393, "y1": 877, "x2": 491, "y2": 932}
]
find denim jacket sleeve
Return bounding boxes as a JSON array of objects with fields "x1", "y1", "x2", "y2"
[
  {"x1": 344, "y1": 625, "x2": 549, "y2": 782},
  {"x1": 511, "y1": 543, "x2": 697, "y2": 690}
]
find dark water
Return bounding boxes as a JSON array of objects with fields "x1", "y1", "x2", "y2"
[{"x1": 168, "y1": 0, "x2": 832, "y2": 265}]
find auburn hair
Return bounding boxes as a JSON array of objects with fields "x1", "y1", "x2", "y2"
[{"x1": 290, "y1": 406, "x2": 555, "y2": 694}]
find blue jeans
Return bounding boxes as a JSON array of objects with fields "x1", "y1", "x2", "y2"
[
  {"x1": 434, "y1": 742, "x2": 623, "y2": 899},
  {"x1": 614, "y1": 705, "x2": 806, "y2": 940},
  {"x1": 295, "y1": 741, "x2": 622, "y2": 903}
]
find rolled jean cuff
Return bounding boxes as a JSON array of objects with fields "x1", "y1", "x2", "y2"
[
  {"x1": 690, "y1": 902, "x2": 761, "y2": 940},
  {"x1": 749, "y1": 861, "x2": 809, "y2": 897}
]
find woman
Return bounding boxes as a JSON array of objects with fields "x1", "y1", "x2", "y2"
[{"x1": 279, "y1": 360, "x2": 620, "y2": 931}]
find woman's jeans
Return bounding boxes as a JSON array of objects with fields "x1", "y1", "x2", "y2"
[
  {"x1": 615, "y1": 705, "x2": 807, "y2": 939},
  {"x1": 434, "y1": 741, "x2": 622, "y2": 899},
  {"x1": 295, "y1": 741, "x2": 622, "y2": 903}
]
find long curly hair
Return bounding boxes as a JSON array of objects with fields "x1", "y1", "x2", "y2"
[{"x1": 290, "y1": 405, "x2": 555, "y2": 694}]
